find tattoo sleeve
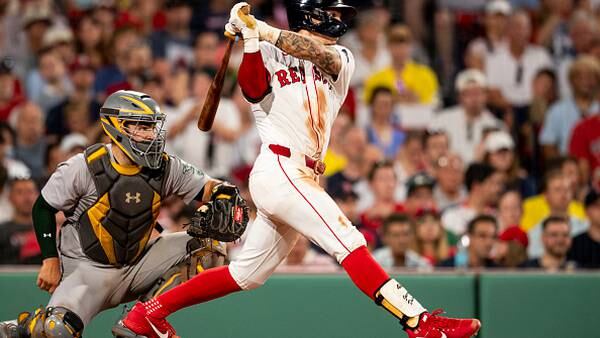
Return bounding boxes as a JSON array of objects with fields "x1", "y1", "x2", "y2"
[{"x1": 275, "y1": 30, "x2": 342, "y2": 76}]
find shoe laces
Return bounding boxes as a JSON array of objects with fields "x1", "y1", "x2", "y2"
[{"x1": 427, "y1": 309, "x2": 454, "y2": 329}]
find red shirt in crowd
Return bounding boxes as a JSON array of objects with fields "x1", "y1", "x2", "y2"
[{"x1": 569, "y1": 115, "x2": 600, "y2": 188}]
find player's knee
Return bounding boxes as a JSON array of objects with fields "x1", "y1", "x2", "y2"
[
  {"x1": 25, "y1": 306, "x2": 84, "y2": 338},
  {"x1": 228, "y1": 263, "x2": 270, "y2": 291}
]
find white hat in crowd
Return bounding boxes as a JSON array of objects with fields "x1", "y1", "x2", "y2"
[
  {"x1": 60, "y1": 133, "x2": 88, "y2": 154},
  {"x1": 486, "y1": 0, "x2": 512, "y2": 16},
  {"x1": 484, "y1": 131, "x2": 515, "y2": 153},
  {"x1": 455, "y1": 69, "x2": 487, "y2": 91}
]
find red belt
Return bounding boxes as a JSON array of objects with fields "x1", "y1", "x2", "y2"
[{"x1": 268, "y1": 144, "x2": 326, "y2": 175}]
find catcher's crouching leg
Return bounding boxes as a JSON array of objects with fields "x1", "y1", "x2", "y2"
[
  {"x1": 112, "y1": 238, "x2": 226, "y2": 338},
  {"x1": 0, "y1": 307, "x2": 84, "y2": 338},
  {"x1": 141, "y1": 238, "x2": 227, "y2": 301}
]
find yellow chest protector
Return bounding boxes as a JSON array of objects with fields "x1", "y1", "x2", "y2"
[{"x1": 78, "y1": 144, "x2": 169, "y2": 266}]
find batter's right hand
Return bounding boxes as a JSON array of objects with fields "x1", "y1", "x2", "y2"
[{"x1": 37, "y1": 257, "x2": 61, "y2": 294}]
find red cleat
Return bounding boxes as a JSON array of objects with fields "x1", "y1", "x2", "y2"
[
  {"x1": 113, "y1": 301, "x2": 177, "y2": 338},
  {"x1": 405, "y1": 310, "x2": 481, "y2": 338}
]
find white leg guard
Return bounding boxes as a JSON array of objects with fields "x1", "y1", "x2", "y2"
[{"x1": 374, "y1": 279, "x2": 427, "y2": 325}]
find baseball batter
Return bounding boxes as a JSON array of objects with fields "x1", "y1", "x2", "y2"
[
  {"x1": 117, "y1": 1, "x2": 481, "y2": 338},
  {"x1": 0, "y1": 90, "x2": 249, "y2": 338}
]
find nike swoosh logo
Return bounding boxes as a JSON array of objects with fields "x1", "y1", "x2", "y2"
[{"x1": 146, "y1": 318, "x2": 169, "y2": 338}]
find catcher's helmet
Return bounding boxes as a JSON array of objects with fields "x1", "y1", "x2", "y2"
[
  {"x1": 100, "y1": 90, "x2": 166, "y2": 169},
  {"x1": 285, "y1": 0, "x2": 357, "y2": 38}
]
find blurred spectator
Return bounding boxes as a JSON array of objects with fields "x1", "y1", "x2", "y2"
[
  {"x1": 359, "y1": 161, "x2": 404, "y2": 245},
  {"x1": 567, "y1": 189, "x2": 600, "y2": 268},
  {"x1": 59, "y1": 133, "x2": 87, "y2": 159},
  {"x1": 465, "y1": 0, "x2": 512, "y2": 70},
  {"x1": 430, "y1": 69, "x2": 505, "y2": 164},
  {"x1": 105, "y1": 40, "x2": 153, "y2": 94},
  {"x1": 482, "y1": 130, "x2": 536, "y2": 197},
  {"x1": 393, "y1": 131, "x2": 426, "y2": 197},
  {"x1": 363, "y1": 24, "x2": 439, "y2": 106},
  {"x1": 485, "y1": 11, "x2": 553, "y2": 111},
  {"x1": 422, "y1": 130, "x2": 450, "y2": 175},
  {"x1": 438, "y1": 214, "x2": 498, "y2": 268},
  {"x1": 534, "y1": 0, "x2": 574, "y2": 58},
  {"x1": 433, "y1": 153, "x2": 467, "y2": 211},
  {"x1": 167, "y1": 68, "x2": 243, "y2": 177},
  {"x1": 93, "y1": 27, "x2": 140, "y2": 97},
  {"x1": 44, "y1": 142, "x2": 65, "y2": 181},
  {"x1": 569, "y1": 113, "x2": 600, "y2": 190},
  {"x1": 19, "y1": 4, "x2": 53, "y2": 77},
  {"x1": 494, "y1": 225, "x2": 529, "y2": 267},
  {"x1": 521, "y1": 166, "x2": 586, "y2": 231},
  {"x1": 76, "y1": 13, "x2": 106, "y2": 69},
  {"x1": 528, "y1": 68, "x2": 558, "y2": 127},
  {"x1": 46, "y1": 55, "x2": 100, "y2": 143},
  {"x1": 26, "y1": 47, "x2": 73, "y2": 114},
  {"x1": 403, "y1": 173, "x2": 436, "y2": 216},
  {"x1": 42, "y1": 26, "x2": 76, "y2": 67},
  {"x1": 522, "y1": 216, "x2": 574, "y2": 270},
  {"x1": 328, "y1": 126, "x2": 376, "y2": 211},
  {"x1": 149, "y1": 0, "x2": 194, "y2": 66},
  {"x1": 539, "y1": 55, "x2": 600, "y2": 158},
  {"x1": 193, "y1": 31, "x2": 219, "y2": 70},
  {"x1": 280, "y1": 235, "x2": 337, "y2": 268},
  {"x1": 525, "y1": 169, "x2": 588, "y2": 258},
  {"x1": 0, "y1": 123, "x2": 31, "y2": 180},
  {"x1": 0, "y1": 57, "x2": 26, "y2": 121},
  {"x1": 0, "y1": 178, "x2": 41, "y2": 264},
  {"x1": 323, "y1": 113, "x2": 350, "y2": 177},
  {"x1": 556, "y1": 11, "x2": 598, "y2": 99},
  {"x1": 495, "y1": 190, "x2": 529, "y2": 267},
  {"x1": 366, "y1": 87, "x2": 405, "y2": 159},
  {"x1": 442, "y1": 163, "x2": 503, "y2": 236},
  {"x1": 340, "y1": 8, "x2": 390, "y2": 89},
  {"x1": 12, "y1": 102, "x2": 46, "y2": 181},
  {"x1": 372, "y1": 213, "x2": 431, "y2": 269},
  {"x1": 411, "y1": 208, "x2": 451, "y2": 265},
  {"x1": 498, "y1": 190, "x2": 525, "y2": 231}
]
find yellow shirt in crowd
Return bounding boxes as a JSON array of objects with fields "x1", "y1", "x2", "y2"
[
  {"x1": 323, "y1": 149, "x2": 347, "y2": 177},
  {"x1": 363, "y1": 61, "x2": 439, "y2": 105},
  {"x1": 520, "y1": 194, "x2": 587, "y2": 231}
]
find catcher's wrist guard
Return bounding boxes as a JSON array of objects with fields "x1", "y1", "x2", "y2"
[{"x1": 188, "y1": 183, "x2": 249, "y2": 242}]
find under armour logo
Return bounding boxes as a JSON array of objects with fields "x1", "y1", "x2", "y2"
[
  {"x1": 125, "y1": 192, "x2": 141, "y2": 204},
  {"x1": 43, "y1": 233, "x2": 52, "y2": 238}
]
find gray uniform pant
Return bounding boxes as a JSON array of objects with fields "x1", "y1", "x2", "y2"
[{"x1": 48, "y1": 225, "x2": 193, "y2": 326}]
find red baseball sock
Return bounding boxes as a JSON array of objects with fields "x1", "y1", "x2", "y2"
[
  {"x1": 341, "y1": 246, "x2": 390, "y2": 300},
  {"x1": 154, "y1": 266, "x2": 242, "y2": 316}
]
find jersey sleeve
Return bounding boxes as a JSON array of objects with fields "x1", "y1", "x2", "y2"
[
  {"x1": 330, "y1": 45, "x2": 356, "y2": 95},
  {"x1": 41, "y1": 153, "x2": 90, "y2": 211},
  {"x1": 164, "y1": 156, "x2": 211, "y2": 204}
]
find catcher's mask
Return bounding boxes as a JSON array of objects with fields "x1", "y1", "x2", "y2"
[
  {"x1": 285, "y1": 0, "x2": 357, "y2": 38},
  {"x1": 100, "y1": 90, "x2": 166, "y2": 169}
]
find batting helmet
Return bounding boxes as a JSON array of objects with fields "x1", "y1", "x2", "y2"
[
  {"x1": 100, "y1": 90, "x2": 166, "y2": 169},
  {"x1": 284, "y1": 0, "x2": 357, "y2": 38}
]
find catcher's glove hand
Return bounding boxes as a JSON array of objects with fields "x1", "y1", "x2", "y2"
[{"x1": 188, "y1": 183, "x2": 249, "y2": 242}]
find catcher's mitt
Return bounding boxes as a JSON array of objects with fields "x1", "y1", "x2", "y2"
[{"x1": 188, "y1": 183, "x2": 249, "y2": 242}]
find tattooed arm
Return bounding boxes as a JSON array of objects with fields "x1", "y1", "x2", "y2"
[{"x1": 275, "y1": 31, "x2": 342, "y2": 76}]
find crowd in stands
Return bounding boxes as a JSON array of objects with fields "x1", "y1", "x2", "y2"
[{"x1": 0, "y1": 0, "x2": 599, "y2": 272}]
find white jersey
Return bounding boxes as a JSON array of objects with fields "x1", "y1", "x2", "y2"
[{"x1": 250, "y1": 41, "x2": 355, "y2": 159}]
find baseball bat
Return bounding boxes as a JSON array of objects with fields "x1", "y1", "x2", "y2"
[
  {"x1": 197, "y1": 5, "x2": 252, "y2": 132},
  {"x1": 197, "y1": 36, "x2": 236, "y2": 131}
]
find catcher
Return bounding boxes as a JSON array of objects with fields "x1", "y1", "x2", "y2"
[{"x1": 0, "y1": 90, "x2": 248, "y2": 338}]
